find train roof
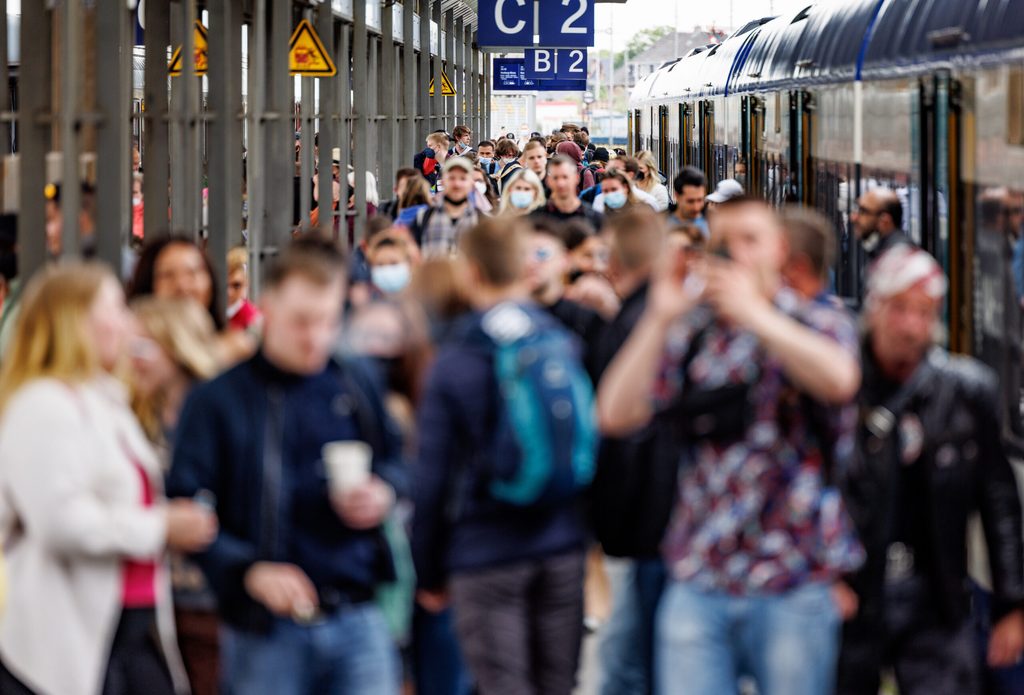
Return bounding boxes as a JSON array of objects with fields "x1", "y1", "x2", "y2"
[{"x1": 632, "y1": 0, "x2": 1024, "y2": 106}]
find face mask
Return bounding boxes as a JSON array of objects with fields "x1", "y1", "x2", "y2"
[
  {"x1": 510, "y1": 190, "x2": 534, "y2": 209},
  {"x1": 479, "y1": 157, "x2": 493, "y2": 168},
  {"x1": 604, "y1": 191, "x2": 628, "y2": 209},
  {"x1": 132, "y1": 196, "x2": 142, "y2": 207},
  {"x1": 475, "y1": 181, "x2": 488, "y2": 196},
  {"x1": 371, "y1": 263, "x2": 411, "y2": 294}
]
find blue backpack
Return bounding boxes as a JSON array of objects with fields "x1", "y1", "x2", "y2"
[{"x1": 479, "y1": 302, "x2": 598, "y2": 507}]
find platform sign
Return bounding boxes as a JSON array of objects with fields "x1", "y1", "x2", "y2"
[
  {"x1": 478, "y1": 0, "x2": 533, "y2": 48},
  {"x1": 493, "y1": 57, "x2": 587, "y2": 92},
  {"x1": 168, "y1": 20, "x2": 208, "y2": 76},
  {"x1": 429, "y1": 70, "x2": 457, "y2": 96},
  {"x1": 289, "y1": 19, "x2": 337, "y2": 76},
  {"x1": 539, "y1": 0, "x2": 594, "y2": 49},
  {"x1": 525, "y1": 48, "x2": 589, "y2": 80}
]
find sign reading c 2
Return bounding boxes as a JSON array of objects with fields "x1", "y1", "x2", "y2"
[{"x1": 477, "y1": 0, "x2": 534, "y2": 48}]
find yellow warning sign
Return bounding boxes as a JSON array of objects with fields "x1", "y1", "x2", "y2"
[
  {"x1": 429, "y1": 70, "x2": 456, "y2": 97},
  {"x1": 168, "y1": 20, "x2": 208, "y2": 77},
  {"x1": 289, "y1": 19, "x2": 337, "y2": 76}
]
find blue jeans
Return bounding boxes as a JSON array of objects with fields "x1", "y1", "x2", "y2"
[
  {"x1": 221, "y1": 604, "x2": 400, "y2": 695},
  {"x1": 411, "y1": 605, "x2": 474, "y2": 695},
  {"x1": 599, "y1": 557, "x2": 666, "y2": 695},
  {"x1": 656, "y1": 580, "x2": 840, "y2": 695}
]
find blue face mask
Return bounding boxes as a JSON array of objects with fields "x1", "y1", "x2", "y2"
[
  {"x1": 371, "y1": 263, "x2": 411, "y2": 294},
  {"x1": 479, "y1": 157, "x2": 493, "y2": 168},
  {"x1": 604, "y1": 191, "x2": 628, "y2": 209},
  {"x1": 510, "y1": 190, "x2": 534, "y2": 209}
]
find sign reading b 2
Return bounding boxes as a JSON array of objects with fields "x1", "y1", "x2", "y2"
[
  {"x1": 525, "y1": 48, "x2": 588, "y2": 80},
  {"x1": 478, "y1": 0, "x2": 533, "y2": 48},
  {"x1": 539, "y1": 0, "x2": 594, "y2": 48}
]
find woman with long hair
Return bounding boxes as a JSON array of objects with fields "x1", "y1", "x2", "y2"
[
  {"x1": 498, "y1": 169, "x2": 547, "y2": 216},
  {"x1": 129, "y1": 296, "x2": 222, "y2": 695},
  {"x1": 595, "y1": 170, "x2": 640, "y2": 214},
  {"x1": 0, "y1": 264, "x2": 217, "y2": 695},
  {"x1": 635, "y1": 150, "x2": 670, "y2": 211}
]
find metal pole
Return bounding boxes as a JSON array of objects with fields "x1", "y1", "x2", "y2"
[
  {"x1": 18, "y1": 0, "x2": 50, "y2": 276},
  {"x1": 418, "y1": 0, "x2": 431, "y2": 138},
  {"x1": 402, "y1": 0, "x2": 416, "y2": 165},
  {"x1": 265, "y1": 0, "x2": 292, "y2": 252},
  {"x1": 466, "y1": 26, "x2": 476, "y2": 139},
  {"x1": 380, "y1": 3, "x2": 397, "y2": 196},
  {"x1": 144, "y1": 0, "x2": 170, "y2": 240},
  {"x1": 432, "y1": 0, "x2": 443, "y2": 133},
  {"x1": 95, "y1": 0, "x2": 130, "y2": 270},
  {"x1": 182, "y1": 0, "x2": 201, "y2": 236},
  {"x1": 168, "y1": 1, "x2": 186, "y2": 228},
  {"x1": 337, "y1": 23, "x2": 350, "y2": 238},
  {"x1": 483, "y1": 52, "x2": 491, "y2": 138},
  {"x1": 300, "y1": 71, "x2": 314, "y2": 227},
  {"x1": 60, "y1": 0, "x2": 82, "y2": 259},
  {"x1": 317, "y1": 7, "x2": 335, "y2": 239},
  {"x1": 445, "y1": 9, "x2": 454, "y2": 131},
  {"x1": 353, "y1": 0, "x2": 368, "y2": 244},
  {"x1": 247, "y1": 12, "x2": 265, "y2": 295},
  {"x1": 455, "y1": 16, "x2": 464, "y2": 127},
  {"x1": 208, "y1": 0, "x2": 243, "y2": 307}
]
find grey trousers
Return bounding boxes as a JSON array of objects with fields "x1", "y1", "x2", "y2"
[{"x1": 450, "y1": 549, "x2": 585, "y2": 695}]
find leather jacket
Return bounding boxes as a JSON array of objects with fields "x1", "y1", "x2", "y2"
[{"x1": 841, "y1": 346, "x2": 1024, "y2": 627}]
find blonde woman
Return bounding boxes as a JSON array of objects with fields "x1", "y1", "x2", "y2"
[
  {"x1": 130, "y1": 296, "x2": 222, "y2": 695},
  {"x1": 498, "y1": 169, "x2": 547, "y2": 215},
  {"x1": 635, "y1": 150, "x2": 670, "y2": 211},
  {"x1": 0, "y1": 264, "x2": 217, "y2": 695}
]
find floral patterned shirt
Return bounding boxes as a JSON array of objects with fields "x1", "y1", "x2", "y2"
[{"x1": 654, "y1": 289, "x2": 865, "y2": 594}]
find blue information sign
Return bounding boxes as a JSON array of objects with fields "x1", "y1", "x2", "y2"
[
  {"x1": 493, "y1": 58, "x2": 586, "y2": 92},
  {"x1": 538, "y1": 0, "x2": 595, "y2": 49},
  {"x1": 524, "y1": 48, "x2": 589, "y2": 80},
  {"x1": 556, "y1": 48, "x2": 588, "y2": 79},
  {"x1": 477, "y1": 0, "x2": 534, "y2": 48}
]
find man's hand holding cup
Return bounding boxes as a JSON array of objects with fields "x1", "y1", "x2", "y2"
[{"x1": 323, "y1": 441, "x2": 394, "y2": 530}]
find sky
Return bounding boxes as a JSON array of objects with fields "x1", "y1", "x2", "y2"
[{"x1": 595, "y1": 0, "x2": 812, "y2": 52}]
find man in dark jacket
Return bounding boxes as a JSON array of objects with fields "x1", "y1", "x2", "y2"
[
  {"x1": 837, "y1": 245, "x2": 1024, "y2": 695},
  {"x1": 412, "y1": 217, "x2": 590, "y2": 695},
  {"x1": 169, "y1": 238, "x2": 407, "y2": 695},
  {"x1": 851, "y1": 187, "x2": 913, "y2": 263}
]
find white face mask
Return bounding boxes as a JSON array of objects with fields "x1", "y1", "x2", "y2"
[
  {"x1": 132, "y1": 196, "x2": 143, "y2": 207},
  {"x1": 475, "y1": 181, "x2": 488, "y2": 196}
]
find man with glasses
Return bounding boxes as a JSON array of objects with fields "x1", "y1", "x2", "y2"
[{"x1": 851, "y1": 188, "x2": 912, "y2": 263}]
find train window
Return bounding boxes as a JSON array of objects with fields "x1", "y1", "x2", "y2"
[
  {"x1": 1008, "y1": 67, "x2": 1024, "y2": 146},
  {"x1": 775, "y1": 92, "x2": 782, "y2": 134}
]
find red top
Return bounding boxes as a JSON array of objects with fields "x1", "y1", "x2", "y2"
[
  {"x1": 227, "y1": 299, "x2": 261, "y2": 332},
  {"x1": 122, "y1": 460, "x2": 158, "y2": 608}
]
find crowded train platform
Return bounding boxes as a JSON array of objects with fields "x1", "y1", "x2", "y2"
[{"x1": 0, "y1": 1, "x2": 1023, "y2": 694}]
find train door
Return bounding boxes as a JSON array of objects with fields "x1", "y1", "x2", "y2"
[
  {"x1": 698, "y1": 100, "x2": 714, "y2": 183},
  {"x1": 791, "y1": 91, "x2": 815, "y2": 205},
  {"x1": 679, "y1": 103, "x2": 689, "y2": 168},
  {"x1": 658, "y1": 104, "x2": 669, "y2": 174},
  {"x1": 742, "y1": 95, "x2": 765, "y2": 200},
  {"x1": 627, "y1": 110, "x2": 633, "y2": 153}
]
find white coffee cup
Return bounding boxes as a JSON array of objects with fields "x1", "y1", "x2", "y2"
[{"x1": 322, "y1": 440, "x2": 372, "y2": 494}]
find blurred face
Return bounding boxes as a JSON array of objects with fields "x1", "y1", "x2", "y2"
[
  {"x1": 132, "y1": 148, "x2": 141, "y2": 172},
  {"x1": 851, "y1": 193, "x2": 880, "y2": 239},
  {"x1": 227, "y1": 268, "x2": 248, "y2": 307},
  {"x1": 1002, "y1": 192, "x2": 1024, "y2": 237},
  {"x1": 45, "y1": 200, "x2": 62, "y2": 256},
  {"x1": 547, "y1": 162, "x2": 580, "y2": 200},
  {"x1": 88, "y1": 278, "x2": 132, "y2": 373},
  {"x1": 395, "y1": 174, "x2": 414, "y2": 198},
  {"x1": 153, "y1": 243, "x2": 213, "y2": 310},
  {"x1": 869, "y1": 285, "x2": 940, "y2": 380},
  {"x1": 129, "y1": 328, "x2": 179, "y2": 400},
  {"x1": 478, "y1": 144, "x2": 495, "y2": 160},
  {"x1": 370, "y1": 245, "x2": 407, "y2": 268},
  {"x1": 443, "y1": 168, "x2": 473, "y2": 201},
  {"x1": 606, "y1": 160, "x2": 623, "y2": 175},
  {"x1": 710, "y1": 204, "x2": 785, "y2": 287},
  {"x1": 572, "y1": 235, "x2": 609, "y2": 275},
  {"x1": 677, "y1": 184, "x2": 706, "y2": 221},
  {"x1": 525, "y1": 233, "x2": 568, "y2": 295},
  {"x1": 523, "y1": 147, "x2": 547, "y2": 176},
  {"x1": 638, "y1": 163, "x2": 652, "y2": 181},
  {"x1": 666, "y1": 229, "x2": 694, "y2": 256},
  {"x1": 601, "y1": 177, "x2": 627, "y2": 197},
  {"x1": 132, "y1": 179, "x2": 143, "y2": 203},
  {"x1": 509, "y1": 179, "x2": 535, "y2": 197},
  {"x1": 261, "y1": 275, "x2": 344, "y2": 375}
]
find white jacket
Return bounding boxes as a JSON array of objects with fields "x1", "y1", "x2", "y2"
[{"x1": 0, "y1": 377, "x2": 188, "y2": 695}]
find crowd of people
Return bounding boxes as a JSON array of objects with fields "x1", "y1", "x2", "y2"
[{"x1": 0, "y1": 121, "x2": 1021, "y2": 695}]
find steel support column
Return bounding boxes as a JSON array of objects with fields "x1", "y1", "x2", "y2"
[
  {"x1": 444, "y1": 8, "x2": 454, "y2": 131},
  {"x1": 469, "y1": 29, "x2": 478, "y2": 138},
  {"x1": 94, "y1": 0, "x2": 131, "y2": 270},
  {"x1": 380, "y1": 3, "x2": 397, "y2": 194},
  {"x1": 483, "y1": 53, "x2": 491, "y2": 138},
  {"x1": 402, "y1": 0, "x2": 417, "y2": 164},
  {"x1": 143, "y1": 0, "x2": 170, "y2": 240},
  {"x1": 18, "y1": 0, "x2": 50, "y2": 276},
  {"x1": 418, "y1": 0, "x2": 431, "y2": 137},
  {"x1": 432, "y1": 0, "x2": 443, "y2": 133},
  {"x1": 336, "y1": 23, "x2": 351, "y2": 230},
  {"x1": 208, "y1": 0, "x2": 243, "y2": 305},
  {"x1": 265, "y1": 0, "x2": 292, "y2": 252},
  {"x1": 317, "y1": 7, "x2": 336, "y2": 239},
  {"x1": 352, "y1": 0, "x2": 369, "y2": 244},
  {"x1": 455, "y1": 16, "x2": 464, "y2": 126},
  {"x1": 59, "y1": 0, "x2": 82, "y2": 258}
]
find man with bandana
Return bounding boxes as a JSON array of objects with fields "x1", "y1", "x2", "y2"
[{"x1": 837, "y1": 245, "x2": 1024, "y2": 695}]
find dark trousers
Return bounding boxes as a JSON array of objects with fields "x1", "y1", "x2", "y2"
[
  {"x1": 839, "y1": 609, "x2": 979, "y2": 695},
  {"x1": 0, "y1": 609, "x2": 174, "y2": 695},
  {"x1": 175, "y1": 607, "x2": 220, "y2": 695},
  {"x1": 450, "y1": 549, "x2": 585, "y2": 695},
  {"x1": 103, "y1": 608, "x2": 176, "y2": 695}
]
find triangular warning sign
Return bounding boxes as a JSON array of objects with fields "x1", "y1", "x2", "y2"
[
  {"x1": 429, "y1": 70, "x2": 456, "y2": 97},
  {"x1": 169, "y1": 20, "x2": 208, "y2": 77},
  {"x1": 289, "y1": 19, "x2": 337, "y2": 76}
]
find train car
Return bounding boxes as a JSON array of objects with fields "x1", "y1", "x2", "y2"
[{"x1": 629, "y1": 0, "x2": 1024, "y2": 446}]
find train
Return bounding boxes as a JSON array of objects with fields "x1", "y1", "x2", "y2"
[{"x1": 628, "y1": 0, "x2": 1024, "y2": 447}]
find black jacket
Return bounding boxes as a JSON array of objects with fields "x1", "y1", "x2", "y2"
[{"x1": 841, "y1": 346, "x2": 1024, "y2": 627}]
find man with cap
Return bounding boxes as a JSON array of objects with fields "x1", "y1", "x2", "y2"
[
  {"x1": 409, "y1": 156, "x2": 485, "y2": 257},
  {"x1": 704, "y1": 178, "x2": 745, "y2": 211},
  {"x1": 837, "y1": 245, "x2": 1024, "y2": 695}
]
